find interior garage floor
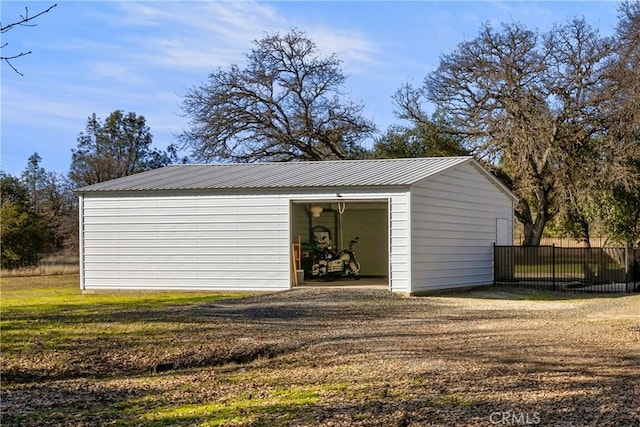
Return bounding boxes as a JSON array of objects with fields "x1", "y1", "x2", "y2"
[{"x1": 297, "y1": 277, "x2": 389, "y2": 289}]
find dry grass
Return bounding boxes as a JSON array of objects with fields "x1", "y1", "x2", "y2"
[
  {"x1": 1, "y1": 255, "x2": 79, "y2": 277},
  {"x1": 1, "y1": 275, "x2": 639, "y2": 426}
]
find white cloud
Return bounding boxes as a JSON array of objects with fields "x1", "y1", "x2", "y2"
[
  {"x1": 307, "y1": 26, "x2": 380, "y2": 70},
  {"x1": 109, "y1": 2, "x2": 283, "y2": 70},
  {"x1": 86, "y1": 62, "x2": 146, "y2": 85},
  {"x1": 105, "y1": 1, "x2": 380, "y2": 74}
]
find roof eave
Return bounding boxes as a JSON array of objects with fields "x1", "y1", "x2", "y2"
[{"x1": 75, "y1": 183, "x2": 412, "y2": 195}]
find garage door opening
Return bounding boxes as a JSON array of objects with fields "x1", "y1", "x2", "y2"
[{"x1": 290, "y1": 200, "x2": 389, "y2": 289}]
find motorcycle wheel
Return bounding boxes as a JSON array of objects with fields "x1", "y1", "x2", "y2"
[{"x1": 351, "y1": 261, "x2": 361, "y2": 279}]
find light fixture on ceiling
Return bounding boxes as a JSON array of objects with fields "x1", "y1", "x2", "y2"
[{"x1": 310, "y1": 205, "x2": 323, "y2": 218}]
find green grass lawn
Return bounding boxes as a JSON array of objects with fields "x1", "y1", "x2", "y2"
[
  {"x1": 1, "y1": 276, "x2": 251, "y2": 395},
  {"x1": 1, "y1": 274, "x2": 272, "y2": 425},
  {"x1": 1, "y1": 274, "x2": 244, "y2": 316},
  {"x1": 514, "y1": 262, "x2": 624, "y2": 278}
]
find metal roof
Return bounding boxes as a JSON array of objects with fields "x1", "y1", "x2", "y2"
[{"x1": 75, "y1": 157, "x2": 510, "y2": 194}]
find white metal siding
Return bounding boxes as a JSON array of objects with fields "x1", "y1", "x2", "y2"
[
  {"x1": 410, "y1": 163, "x2": 513, "y2": 292},
  {"x1": 81, "y1": 188, "x2": 411, "y2": 293},
  {"x1": 81, "y1": 192, "x2": 290, "y2": 291},
  {"x1": 78, "y1": 195, "x2": 85, "y2": 290}
]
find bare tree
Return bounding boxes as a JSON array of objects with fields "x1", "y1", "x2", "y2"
[
  {"x1": 0, "y1": 3, "x2": 57, "y2": 76},
  {"x1": 180, "y1": 29, "x2": 376, "y2": 162},
  {"x1": 396, "y1": 19, "x2": 613, "y2": 245}
]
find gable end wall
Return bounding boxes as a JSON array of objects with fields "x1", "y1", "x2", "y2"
[{"x1": 410, "y1": 162, "x2": 513, "y2": 292}]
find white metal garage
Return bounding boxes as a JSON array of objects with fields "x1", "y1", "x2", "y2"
[{"x1": 76, "y1": 157, "x2": 516, "y2": 294}]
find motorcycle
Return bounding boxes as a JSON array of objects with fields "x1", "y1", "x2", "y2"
[{"x1": 310, "y1": 236, "x2": 361, "y2": 281}]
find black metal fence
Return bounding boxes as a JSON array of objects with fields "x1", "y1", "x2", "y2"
[{"x1": 494, "y1": 244, "x2": 640, "y2": 293}]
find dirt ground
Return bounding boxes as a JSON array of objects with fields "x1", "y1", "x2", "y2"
[{"x1": 2, "y1": 286, "x2": 639, "y2": 426}]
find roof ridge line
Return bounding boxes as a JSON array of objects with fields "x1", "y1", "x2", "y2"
[{"x1": 176, "y1": 156, "x2": 473, "y2": 167}]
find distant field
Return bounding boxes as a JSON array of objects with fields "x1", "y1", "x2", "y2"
[
  {"x1": 1, "y1": 274, "x2": 638, "y2": 426},
  {"x1": 1, "y1": 255, "x2": 79, "y2": 277},
  {"x1": 514, "y1": 262, "x2": 622, "y2": 276}
]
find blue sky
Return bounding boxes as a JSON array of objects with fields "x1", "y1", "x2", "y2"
[{"x1": 1, "y1": 1, "x2": 621, "y2": 177}]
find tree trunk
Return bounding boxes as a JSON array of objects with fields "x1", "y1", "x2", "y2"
[
  {"x1": 581, "y1": 219, "x2": 592, "y2": 248},
  {"x1": 521, "y1": 216, "x2": 548, "y2": 246},
  {"x1": 516, "y1": 197, "x2": 554, "y2": 246}
]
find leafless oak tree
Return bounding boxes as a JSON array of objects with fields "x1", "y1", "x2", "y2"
[
  {"x1": 396, "y1": 19, "x2": 615, "y2": 246},
  {"x1": 604, "y1": 2, "x2": 640, "y2": 172},
  {"x1": 180, "y1": 29, "x2": 376, "y2": 162}
]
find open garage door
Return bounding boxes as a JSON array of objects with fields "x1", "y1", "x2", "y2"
[{"x1": 291, "y1": 200, "x2": 389, "y2": 285}]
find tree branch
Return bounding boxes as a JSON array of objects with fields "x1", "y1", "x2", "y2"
[
  {"x1": 0, "y1": 4, "x2": 57, "y2": 33},
  {"x1": 0, "y1": 3, "x2": 57, "y2": 76}
]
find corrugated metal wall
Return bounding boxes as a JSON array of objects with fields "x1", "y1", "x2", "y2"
[
  {"x1": 339, "y1": 203, "x2": 389, "y2": 277},
  {"x1": 80, "y1": 192, "x2": 290, "y2": 291},
  {"x1": 409, "y1": 162, "x2": 513, "y2": 292}
]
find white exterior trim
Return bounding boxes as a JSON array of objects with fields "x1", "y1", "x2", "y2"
[{"x1": 78, "y1": 194, "x2": 85, "y2": 291}]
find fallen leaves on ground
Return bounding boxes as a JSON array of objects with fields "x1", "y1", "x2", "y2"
[{"x1": 1, "y1": 286, "x2": 639, "y2": 426}]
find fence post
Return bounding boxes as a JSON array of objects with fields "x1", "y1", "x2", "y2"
[
  {"x1": 493, "y1": 242, "x2": 496, "y2": 285},
  {"x1": 631, "y1": 247, "x2": 638, "y2": 287},
  {"x1": 625, "y1": 242, "x2": 629, "y2": 283},
  {"x1": 552, "y1": 244, "x2": 556, "y2": 291}
]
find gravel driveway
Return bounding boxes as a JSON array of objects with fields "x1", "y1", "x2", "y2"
[
  {"x1": 180, "y1": 286, "x2": 640, "y2": 426},
  {"x1": 3, "y1": 286, "x2": 639, "y2": 426}
]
